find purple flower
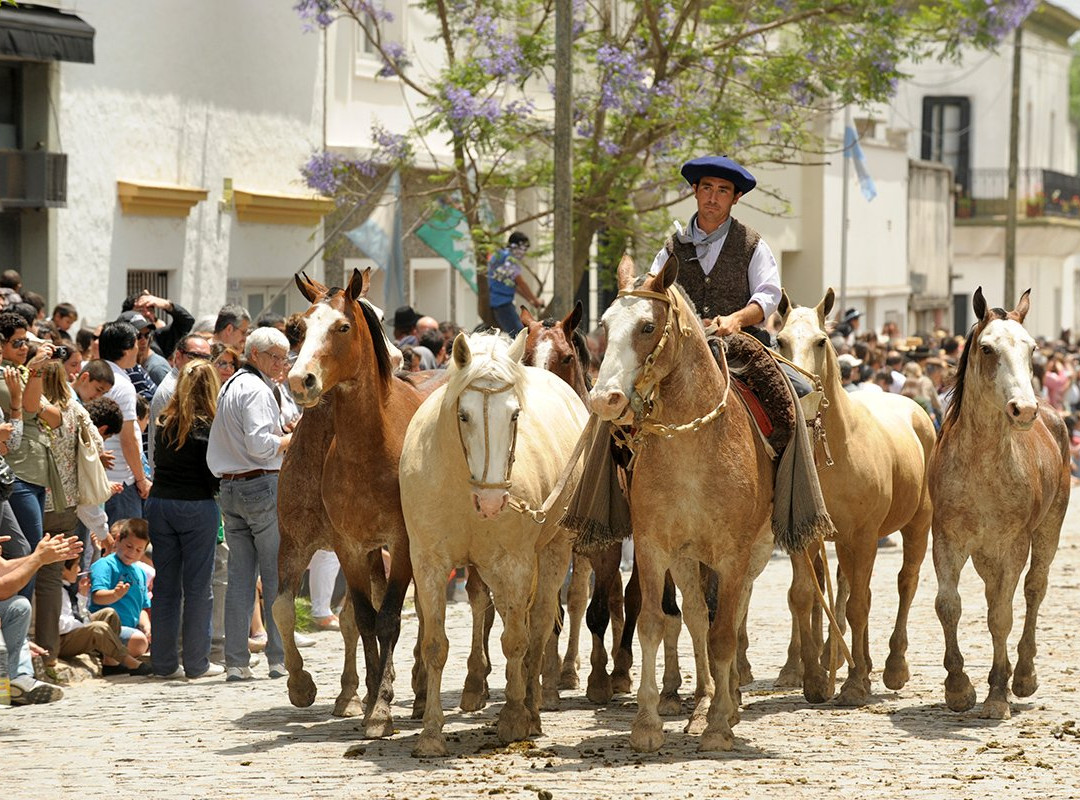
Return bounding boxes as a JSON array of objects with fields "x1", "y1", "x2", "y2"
[
  {"x1": 294, "y1": 0, "x2": 335, "y2": 30},
  {"x1": 301, "y1": 151, "x2": 343, "y2": 195},
  {"x1": 377, "y1": 41, "x2": 410, "y2": 78}
]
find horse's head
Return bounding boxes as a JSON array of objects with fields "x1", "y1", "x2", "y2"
[
  {"x1": 447, "y1": 330, "x2": 528, "y2": 519},
  {"x1": 775, "y1": 287, "x2": 835, "y2": 378},
  {"x1": 962, "y1": 286, "x2": 1037, "y2": 430},
  {"x1": 288, "y1": 268, "x2": 389, "y2": 407},
  {"x1": 590, "y1": 253, "x2": 681, "y2": 422},
  {"x1": 521, "y1": 300, "x2": 587, "y2": 398}
]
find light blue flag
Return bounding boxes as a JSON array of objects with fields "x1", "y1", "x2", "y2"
[
  {"x1": 844, "y1": 125, "x2": 877, "y2": 202},
  {"x1": 415, "y1": 195, "x2": 478, "y2": 292},
  {"x1": 345, "y1": 171, "x2": 405, "y2": 313}
]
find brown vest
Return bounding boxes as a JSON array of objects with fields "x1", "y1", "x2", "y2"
[{"x1": 665, "y1": 218, "x2": 761, "y2": 320}]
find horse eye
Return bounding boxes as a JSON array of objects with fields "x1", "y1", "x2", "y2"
[
  {"x1": 511, "y1": 410, "x2": 520, "y2": 422},
  {"x1": 458, "y1": 411, "x2": 469, "y2": 423},
  {"x1": 815, "y1": 338, "x2": 826, "y2": 348},
  {"x1": 642, "y1": 323, "x2": 655, "y2": 335},
  {"x1": 561, "y1": 354, "x2": 574, "y2": 365},
  {"x1": 338, "y1": 323, "x2": 350, "y2": 333},
  {"x1": 980, "y1": 344, "x2": 993, "y2": 355}
]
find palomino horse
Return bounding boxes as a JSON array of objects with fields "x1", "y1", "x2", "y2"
[
  {"x1": 401, "y1": 331, "x2": 586, "y2": 756},
  {"x1": 279, "y1": 268, "x2": 442, "y2": 739},
  {"x1": 590, "y1": 255, "x2": 776, "y2": 752},
  {"x1": 929, "y1": 288, "x2": 1069, "y2": 719},
  {"x1": 776, "y1": 288, "x2": 935, "y2": 704},
  {"x1": 521, "y1": 302, "x2": 630, "y2": 703}
]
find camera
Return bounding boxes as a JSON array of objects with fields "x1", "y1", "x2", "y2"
[{"x1": 51, "y1": 345, "x2": 72, "y2": 362}]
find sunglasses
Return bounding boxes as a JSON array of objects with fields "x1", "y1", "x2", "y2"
[
  {"x1": 9, "y1": 339, "x2": 28, "y2": 348},
  {"x1": 181, "y1": 350, "x2": 210, "y2": 360},
  {"x1": 136, "y1": 331, "x2": 151, "y2": 340}
]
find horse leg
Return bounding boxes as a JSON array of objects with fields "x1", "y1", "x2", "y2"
[
  {"x1": 671, "y1": 558, "x2": 713, "y2": 736},
  {"x1": 333, "y1": 592, "x2": 363, "y2": 717},
  {"x1": 629, "y1": 539, "x2": 668, "y2": 753},
  {"x1": 658, "y1": 570, "x2": 684, "y2": 716},
  {"x1": 736, "y1": 582, "x2": 753, "y2": 686},
  {"x1": 411, "y1": 587, "x2": 427, "y2": 720},
  {"x1": 789, "y1": 548, "x2": 831, "y2": 703},
  {"x1": 337, "y1": 545, "x2": 383, "y2": 728},
  {"x1": 413, "y1": 551, "x2": 452, "y2": 758},
  {"x1": 485, "y1": 563, "x2": 534, "y2": 745},
  {"x1": 775, "y1": 558, "x2": 804, "y2": 688},
  {"x1": 529, "y1": 539, "x2": 572, "y2": 727},
  {"x1": 699, "y1": 564, "x2": 742, "y2": 752},
  {"x1": 883, "y1": 509, "x2": 931, "y2": 691},
  {"x1": 460, "y1": 568, "x2": 493, "y2": 711},
  {"x1": 365, "y1": 540, "x2": 411, "y2": 738},
  {"x1": 541, "y1": 601, "x2": 562, "y2": 709},
  {"x1": 933, "y1": 530, "x2": 976, "y2": 712},
  {"x1": 560, "y1": 554, "x2": 591, "y2": 689},
  {"x1": 835, "y1": 539, "x2": 875, "y2": 707},
  {"x1": 1013, "y1": 514, "x2": 1063, "y2": 698},
  {"x1": 973, "y1": 548, "x2": 1025, "y2": 720},
  {"x1": 271, "y1": 528, "x2": 319, "y2": 709},
  {"x1": 611, "y1": 555, "x2": 639, "y2": 695}
]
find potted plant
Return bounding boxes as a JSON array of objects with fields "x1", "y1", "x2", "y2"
[{"x1": 1025, "y1": 191, "x2": 1045, "y2": 217}]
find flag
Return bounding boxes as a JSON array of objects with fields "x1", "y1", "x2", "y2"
[
  {"x1": 844, "y1": 125, "x2": 877, "y2": 202},
  {"x1": 415, "y1": 194, "x2": 478, "y2": 292},
  {"x1": 345, "y1": 171, "x2": 405, "y2": 313}
]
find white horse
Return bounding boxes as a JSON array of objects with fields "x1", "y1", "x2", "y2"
[{"x1": 400, "y1": 331, "x2": 586, "y2": 757}]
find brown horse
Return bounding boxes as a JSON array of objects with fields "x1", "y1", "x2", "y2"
[
  {"x1": 279, "y1": 267, "x2": 442, "y2": 738},
  {"x1": 776, "y1": 288, "x2": 935, "y2": 704},
  {"x1": 521, "y1": 302, "x2": 630, "y2": 703},
  {"x1": 590, "y1": 255, "x2": 776, "y2": 752},
  {"x1": 929, "y1": 287, "x2": 1069, "y2": 719}
]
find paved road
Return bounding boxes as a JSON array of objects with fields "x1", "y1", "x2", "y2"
[{"x1": 5, "y1": 498, "x2": 1080, "y2": 799}]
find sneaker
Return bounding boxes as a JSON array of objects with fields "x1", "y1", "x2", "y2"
[
  {"x1": 313, "y1": 614, "x2": 340, "y2": 631},
  {"x1": 101, "y1": 663, "x2": 129, "y2": 677},
  {"x1": 248, "y1": 632, "x2": 267, "y2": 653},
  {"x1": 189, "y1": 663, "x2": 225, "y2": 679},
  {"x1": 294, "y1": 632, "x2": 316, "y2": 649},
  {"x1": 10, "y1": 675, "x2": 64, "y2": 705},
  {"x1": 151, "y1": 668, "x2": 186, "y2": 680},
  {"x1": 225, "y1": 666, "x2": 254, "y2": 682},
  {"x1": 268, "y1": 663, "x2": 288, "y2": 679},
  {"x1": 127, "y1": 662, "x2": 154, "y2": 677}
]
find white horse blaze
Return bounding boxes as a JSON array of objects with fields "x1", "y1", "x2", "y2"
[
  {"x1": 590, "y1": 297, "x2": 655, "y2": 418},
  {"x1": 288, "y1": 303, "x2": 344, "y2": 392},
  {"x1": 533, "y1": 339, "x2": 555, "y2": 373},
  {"x1": 980, "y1": 319, "x2": 1038, "y2": 426},
  {"x1": 457, "y1": 381, "x2": 521, "y2": 518}
]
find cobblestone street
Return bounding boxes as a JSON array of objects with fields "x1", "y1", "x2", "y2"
[{"x1": 5, "y1": 498, "x2": 1080, "y2": 800}]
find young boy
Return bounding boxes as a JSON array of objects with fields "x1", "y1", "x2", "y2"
[
  {"x1": 89, "y1": 519, "x2": 151, "y2": 668},
  {"x1": 57, "y1": 557, "x2": 151, "y2": 676}
]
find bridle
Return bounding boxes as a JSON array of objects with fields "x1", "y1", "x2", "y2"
[{"x1": 455, "y1": 380, "x2": 520, "y2": 492}]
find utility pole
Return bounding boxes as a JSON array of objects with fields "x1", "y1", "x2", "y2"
[
  {"x1": 552, "y1": 0, "x2": 573, "y2": 317},
  {"x1": 1004, "y1": 24, "x2": 1022, "y2": 304},
  {"x1": 839, "y1": 107, "x2": 851, "y2": 319}
]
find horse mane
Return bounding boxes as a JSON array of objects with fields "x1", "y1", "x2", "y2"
[
  {"x1": 940, "y1": 307, "x2": 1008, "y2": 435},
  {"x1": 355, "y1": 295, "x2": 393, "y2": 385},
  {"x1": 444, "y1": 332, "x2": 527, "y2": 409}
]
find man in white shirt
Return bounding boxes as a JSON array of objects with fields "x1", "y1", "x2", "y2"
[
  {"x1": 99, "y1": 321, "x2": 151, "y2": 524},
  {"x1": 207, "y1": 327, "x2": 292, "y2": 682}
]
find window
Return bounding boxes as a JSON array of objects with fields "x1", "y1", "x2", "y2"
[
  {"x1": 245, "y1": 283, "x2": 288, "y2": 321},
  {"x1": 353, "y1": 0, "x2": 404, "y2": 77},
  {"x1": 921, "y1": 97, "x2": 971, "y2": 194}
]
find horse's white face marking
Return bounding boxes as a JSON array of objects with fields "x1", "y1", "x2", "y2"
[
  {"x1": 458, "y1": 377, "x2": 521, "y2": 519},
  {"x1": 533, "y1": 338, "x2": 555, "y2": 373},
  {"x1": 776, "y1": 306, "x2": 829, "y2": 377},
  {"x1": 590, "y1": 296, "x2": 657, "y2": 420},
  {"x1": 978, "y1": 318, "x2": 1038, "y2": 429},
  {"x1": 288, "y1": 303, "x2": 346, "y2": 404}
]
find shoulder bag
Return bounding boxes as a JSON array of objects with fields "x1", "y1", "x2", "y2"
[{"x1": 76, "y1": 417, "x2": 113, "y2": 506}]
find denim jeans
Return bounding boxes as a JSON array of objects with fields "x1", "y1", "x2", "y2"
[
  {"x1": 145, "y1": 496, "x2": 220, "y2": 676},
  {"x1": 219, "y1": 474, "x2": 283, "y2": 668},
  {"x1": 491, "y1": 302, "x2": 524, "y2": 336},
  {"x1": 104, "y1": 481, "x2": 144, "y2": 528},
  {"x1": 0, "y1": 594, "x2": 34, "y2": 679},
  {"x1": 8, "y1": 479, "x2": 45, "y2": 600}
]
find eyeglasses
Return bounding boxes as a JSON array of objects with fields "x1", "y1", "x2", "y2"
[
  {"x1": 265, "y1": 352, "x2": 288, "y2": 364},
  {"x1": 136, "y1": 331, "x2": 151, "y2": 340},
  {"x1": 9, "y1": 339, "x2": 28, "y2": 348},
  {"x1": 215, "y1": 360, "x2": 238, "y2": 372},
  {"x1": 180, "y1": 350, "x2": 210, "y2": 360}
]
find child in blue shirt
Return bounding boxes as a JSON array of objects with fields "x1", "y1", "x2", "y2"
[{"x1": 90, "y1": 518, "x2": 151, "y2": 672}]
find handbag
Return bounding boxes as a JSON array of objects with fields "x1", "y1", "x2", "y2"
[
  {"x1": 76, "y1": 418, "x2": 113, "y2": 506},
  {"x1": 0, "y1": 454, "x2": 14, "y2": 502}
]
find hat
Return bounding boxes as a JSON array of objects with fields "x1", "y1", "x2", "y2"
[
  {"x1": 393, "y1": 305, "x2": 421, "y2": 331},
  {"x1": 117, "y1": 310, "x2": 153, "y2": 330},
  {"x1": 837, "y1": 353, "x2": 863, "y2": 368},
  {"x1": 680, "y1": 156, "x2": 757, "y2": 194},
  {"x1": 842, "y1": 308, "x2": 861, "y2": 324}
]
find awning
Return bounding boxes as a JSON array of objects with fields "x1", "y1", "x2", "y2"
[{"x1": 0, "y1": 4, "x2": 94, "y2": 64}]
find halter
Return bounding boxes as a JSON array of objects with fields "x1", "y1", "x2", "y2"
[{"x1": 455, "y1": 380, "x2": 519, "y2": 491}]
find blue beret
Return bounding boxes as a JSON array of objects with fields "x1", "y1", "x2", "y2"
[{"x1": 680, "y1": 156, "x2": 756, "y2": 194}]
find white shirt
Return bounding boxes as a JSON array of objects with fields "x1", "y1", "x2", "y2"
[
  {"x1": 649, "y1": 216, "x2": 782, "y2": 319},
  {"x1": 103, "y1": 361, "x2": 138, "y2": 484},
  {"x1": 206, "y1": 367, "x2": 285, "y2": 476},
  {"x1": 147, "y1": 368, "x2": 178, "y2": 469}
]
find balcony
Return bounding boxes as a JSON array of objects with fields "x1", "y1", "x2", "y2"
[
  {"x1": 0, "y1": 150, "x2": 67, "y2": 209},
  {"x1": 954, "y1": 168, "x2": 1080, "y2": 221}
]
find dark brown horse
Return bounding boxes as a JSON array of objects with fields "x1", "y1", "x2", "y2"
[{"x1": 278, "y1": 267, "x2": 443, "y2": 738}]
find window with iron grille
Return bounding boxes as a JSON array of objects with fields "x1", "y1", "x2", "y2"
[
  {"x1": 921, "y1": 96, "x2": 971, "y2": 194},
  {"x1": 125, "y1": 270, "x2": 171, "y2": 322}
]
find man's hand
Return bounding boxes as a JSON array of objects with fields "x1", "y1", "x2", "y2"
[
  {"x1": 100, "y1": 450, "x2": 116, "y2": 470},
  {"x1": 35, "y1": 533, "x2": 83, "y2": 565},
  {"x1": 0, "y1": 422, "x2": 12, "y2": 443},
  {"x1": 278, "y1": 433, "x2": 292, "y2": 453},
  {"x1": 3, "y1": 366, "x2": 22, "y2": 407},
  {"x1": 134, "y1": 293, "x2": 172, "y2": 316},
  {"x1": 712, "y1": 314, "x2": 741, "y2": 337},
  {"x1": 135, "y1": 476, "x2": 152, "y2": 499}
]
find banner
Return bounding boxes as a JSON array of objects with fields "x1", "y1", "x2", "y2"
[
  {"x1": 345, "y1": 171, "x2": 406, "y2": 312},
  {"x1": 416, "y1": 195, "x2": 478, "y2": 292},
  {"x1": 844, "y1": 126, "x2": 877, "y2": 202}
]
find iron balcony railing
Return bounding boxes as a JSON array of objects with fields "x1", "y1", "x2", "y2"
[
  {"x1": 0, "y1": 150, "x2": 68, "y2": 208},
  {"x1": 954, "y1": 168, "x2": 1080, "y2": 221}
]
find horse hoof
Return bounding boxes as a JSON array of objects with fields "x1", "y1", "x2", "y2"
[
  {"x1": 1013, "y1": 671, "x2": 1038, "y2": 698},
  {"x1": 412, "y1": 734, "x2": 448, "y2": 758},
  {"x1": 332, "y1": 695, "x2": 364, "y2": 718},
  {"x1": 685, "y1": 712, "x2": 708, "y2": 736},
  {"x1": 611, "y1": 672, "x2": 632, "y2": 695},
  {"x1": 698, "y1": 729, "x2": 734, "y2": 752},
  {"x1": 658, "y1": 693, "x2": 682, "y2": 716},
  {"x1": 980, "y1": 699, "x2": 1012, "y2": 720},
  {"x1": 586, "y1": 674, "x2": 613, "y2": 704},
  {"x1": 738, "y1": 666, "x2": 754, "y2": 687},
  {"x1": 541, "y1": 690, "x2": 560, "y2": 712},
  {"x1": 774, "y1": 666, "x2": 803, "y2": 689},
  {"x1": 558, "y1": 667, "x2": 580, "y2": 691},
  {"x1": 629, "y1": 725, "x2": 664, "y2": 753},
  {"x1": 802, "y1": 669, "x2": 832, "y2": 704},
  {"x1": 364, "y1": 714, "x2": 395, "y2": 739},
  {"x1": 460, "y1": 689, "x2": 487, "y2": 712},
  {"x1": 883, "y1": 656, "x2": 910, "y2": 691},
  {"x1": 945, "y1": 677, "x2": 976, "y2": 712},
  {"x1": 497, "y1": 709, "x2": 532, "y2": 744},
  {"x1": 287, "y1": 672, "x2": 317, "y2": 708},
  {"x1": 835, "y1": 682, "x2": 870, "y2": 707}
]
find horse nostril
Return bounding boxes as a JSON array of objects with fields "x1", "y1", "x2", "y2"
[{"x1": 303, "y1": 373, "x2": 317, "y2": 390}]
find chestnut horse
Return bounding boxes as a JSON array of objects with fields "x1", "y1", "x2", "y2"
[
  {"x1": 590, "y1": 255, "x2": 776, "y2": 752},
  {"x1": 929, "y1": 288, "x2": 1069, "y2": 719},
  {"x1": 776, "y1": 288, "x2": 935, "y2": 704},
  {"x1": 279, "y1": 267, "x2": 442, "y2": 739},
  {"x1": 521, "y1": 302, "x2": 630, "y2": 703}
]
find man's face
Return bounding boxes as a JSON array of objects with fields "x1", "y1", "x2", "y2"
[
  {"x1": 75, "y1": 376, "x2": 111, "y2": 402},
  {"x1": 115, "y1": 342, "x2": 138, "y2": 370},
  {"x1": 116, "y1": 535, "x2": 147, "y2": 566},
  {"x1": 251, "y1": 345, "x2": 288, "y2": 379},
  {"x1": 135, "y1": 327, "x2": 153, "y2": 358},
  {"x1": 1, "y1": 327, "x2": 28, "y2": 364},
  {"x1": 693, "y1": 176, "x2": 740, "y2": 231},
  {"x1": 174, "y1": 337, "x2": 211, "y2": 369},
  {"x1": 220, "y1": 320, "x2": 250, "y2": 350}
]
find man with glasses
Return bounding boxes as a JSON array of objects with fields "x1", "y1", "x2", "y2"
[
  {"x1": 486, "y1": 230, "x2": 544, "y2": 336},
  {"x1": 147, "y1": 334, "x2": 212, "y2": 467},
  {"x1": 120, "y1": 290, "x2": 195, "y2": 363},
  {"x1": 207, "y1": 327, "x2": 292, "y2": 682}
]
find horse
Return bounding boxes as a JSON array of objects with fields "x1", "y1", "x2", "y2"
[
  {"x1": 589, "y1": 254, "x2": 778, "y2": 752},
  {"x1": 278, "y1": 267, "x2": 442, "y2": 739},
  {"x1": 775, "y1": 288, "x2": 935, "y2": 704},
  {"x1": 928, "y1": 287, "x2": 1069, "y2": 719},
  {"x1": 401, "y1": 331, "x2": 586, "y2": 756},
  {"x1": 520, "y1": 302, "x2": 630, "y2": 703}
]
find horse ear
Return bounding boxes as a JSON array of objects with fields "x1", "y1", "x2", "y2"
[
  {"x1": 657, "y1": 254, "x2": 679, "y2": 291},
  {"x1": 452, "y1": 333, "x2": 471, "y2": 369},
  {"x1": 820, "y1": 287, "x2": 835, "y2": 320},
  {"x1": 1011, "y1": 289, "x2": 1031, "y2": 323},
  {"x1": 616, "y1": 253, "x2": 637, "y2": 290},
  {"x1": 346, "y1": 268, "x2": 371, "y2": 302},
  {"x1": 972, "y1": 286, "x2": 987, "y2": 321},
  {"x1": 508, "y1": 327, "x2": 528, "y2": 363},
  {"x1": 564, "y1": 299, "x2": 583, "y2": 334},
  {"x1": 295, "y1": 272, "x2": 320, "y2": 303},
  {"x1": 519, "y1": 305, "x2": 535, "y2": 327},
  {"x1": 777, "y1": 289, "x2": 791, "y2": 321}
]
